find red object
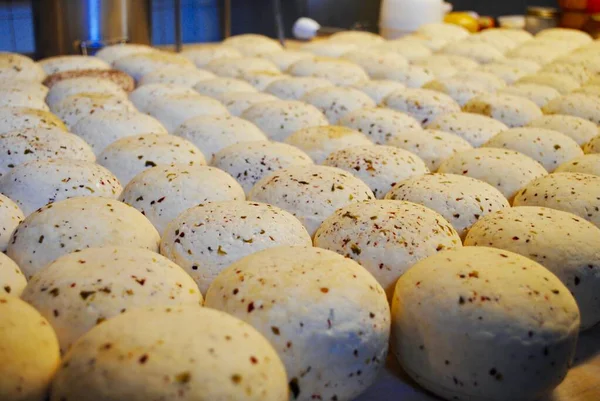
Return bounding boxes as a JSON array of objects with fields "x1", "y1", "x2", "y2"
[{"x1": 588, "y1": 0, "x2": 600, "y2": 13}]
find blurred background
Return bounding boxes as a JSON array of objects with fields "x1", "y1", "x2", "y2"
[{"x1": 0, "y1": 0, "x2": 560, "y2": 54}]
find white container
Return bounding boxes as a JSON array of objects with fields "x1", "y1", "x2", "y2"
[{"x1": 380, "y1": 0, "x2": 444, "y2": 38}]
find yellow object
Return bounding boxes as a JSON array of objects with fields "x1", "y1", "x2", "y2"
[{"x1": 445, "y1": 12, "x2": 480, "y2": 32}]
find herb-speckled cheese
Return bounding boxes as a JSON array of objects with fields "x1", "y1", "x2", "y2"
[
  {"x1": 0, "y1": 107, "x2": 66, "y2": 134},
  {"x1": 38, "y1": 55, "x2": 110, "y2": 75},
  {"x1": 513, "y1": 172, "x2": 600, "y2": 229},
  {"x1": 180, "y1": 44, "x2": 243, "y2": 68},
  {"x1": 50, "y1": 306, "x2": 288, "y2": 401},
  {"x1": 463, "y1": 93, "x2": 543, "y2": 128},
  {"x1": 324, "y1": 145, "x2": 429, "y2": 198},
  {"x1": 288, "y1": 58, "x2": 369, "y2": 87},
  {"x1": 7, "y1": 196, "x2": 160, "y2": 278},
  {"x1": 138, "y1": 65, "x2": 215, "y2": 87},
  {"x1": 482, "y1": 127, "x2": 583, "y2": 172},
  {"x1": 528, "y1": 115, "x2": 598, "y2": 146},
  {"x1": 52, "y1": 92, "x2": 136, "y2": 129},
  {"x1": 265, "y1": 76, "x2": 334, "y2": 100},
  {"x1": 71, "y1": 110, "x2": 168, "y2": 156},
  {"x1": 0, "y1": 252, "x2": 26, "y2": 296},
  {"x1": 22, "y1": 247, "x2": 202, "y2": 351},
  {"x1": 0, "y1": 159, "x2": 123, "y2": 215},
  {"x1": 223, "y1": 34, "x2": 283, "y2": 56},
  {"x1": 284, "y1": 125, "x2": 372, "y2": 164},
  {"x1": 248, "y1": 165, "x2": 375, "y2": 236},
  {"x1": 98, "y1": 133, "x2": 206, "y2": 185},
  {"x1": 314, "y1": 200, "x2": 461, "y2": 299},
  {"x1": 205, "y1": 57, "x2": 279, "y2": 78},
  {"x1": 0, "y1": 127, "x2": 95, "y2": 177},
  {"x1": 438, "y1": 148, "x2": 547, "y2": 201},
  {"x1": 555, "y1": 154, "x2": 600, "y2": 176},
  {"x1": 542, "y1": 93, "x2": 600, "y2": 124},
  {"x1": 112, "y1": 51, "x2": 194, "y2": 82},
  {"x1": 128, "y1": 83, "x2": 198, "y2": 112},
  {"x1": 220, "y1": 91, "x2": 279, "y2": 116},
  {"x1": 499, "y1": 83, "x2": 560, "y2": 108},
  {"x1": 145, "y1": 93, "x2": 230, "y2": 133},
  {"x1": 301, "y1": 86, "x2": 376, "y2": 124},
  {"x1": 174, "y1": 115, "x2": 267, "y2": 160},
  {"x1": 46, "y1": 76, "x2": 127, "y2": 108},
  {"x1": 0, "y1": 53, "x2": 46, "y2": 82},
  {"x1": 386, "y1": 129, "x2": 473, "y2": 171},
  {"x1": 351, "y1": 80, "x2": 407, "y2": 105},
  {"x1": 384, "y1": 88, "x2": 461, "y2": 125},
  {"x1": 427, "y1": 112, "x2": 508, "y2": 147},
  {"x1": 0, "y1": 295, "x2": 60, "y2": 401},
  {"x1": 120, "y1": 164, "x2": 245, "y2": 234},
  {"x1": 205, "y1": 246, "x2": 390, "y2": 401},
  {"x1": 193, "y1": 77, "x2": 257, "y2": 101},
  {"x1": 386, "y1": 173, "x2": 509, "y2": 239},
  {"x1": 391, "y1": 246, "x2": 580, "y2": 401},
  {"x1": 160, "y1": 201, "x2": 311, "y2": 294},
  {"x1": 241, "y1": 100, "x2": 328, "y2": 142},
  {"x1": 213, "y1": 141, "x2": 313, "y2": 194},
  {"x1": 465, "y1": 206, "x2": 600, "y2": 330},
  {"x1": 338, "y1": 107, "x2": 421, "y2": 145}
]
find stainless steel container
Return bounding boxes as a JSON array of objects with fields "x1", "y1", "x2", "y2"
[{"x1": 33, "y1": 0, "x2": 151, "y2": 58}]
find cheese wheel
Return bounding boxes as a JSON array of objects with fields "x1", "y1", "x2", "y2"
[
  {"x1": 0, "y1": 295, "x2": 60, "y2": 401},
  {"x1": 205, "y1": 246, "x2": 390, "y2": 401},
  {"x1": 193, "y1": 77, "x2": 257, "y2": 101},
  {"x1": 479, "y1": 63, "x2": 529, "y2": 84},
  {"x1": 288, "y1": 58, "x2": 369, "y2": 87},
  {"x1": 120, "y1": 164, "x2": 245, "y2": 233},
  {"x1": 241, "y1": 100, "x2": 328, "y2": 142},
  {"x1": 213, "y1": 141, "x2": 313, "y2": 194},
  {"x1": 98, "y1": 133, "x2": 206, "y2": 185},
  {"x1": 0, "y1": 127, "x2": 95, "y2": 177},
  {"x1": 375, "y1": 40, "x2": 433, "y2": 61},
  {"x1": 384, "y1": 88, "x2": 461, "y2": 125},
  {"x1": 537, "y1": 28, "x2": 592, "y2": 45},
  {"x1": 0, "y1": 89, "x2": 49, "y2": 111},
  {"x1": 351, "y1": 80, "x2": 407, "y2": 105},
  {"x1": 240, "y1": 70, "x2": 287, "y2": 91},
  {"x1": 174, "y1": 115, "x2": 267, "y2": 160},
  {"x1": 495, "y1": 57, "x2": 541, "y2": 73},
  {"x1": 160, "y1": 201, "x2": 311, "y2": 293},
  {"x1": 391, "y1": 246, "x2": 580, "y2": 401},
  {"x1": 205, "y1": 57, "x2": 279, "y2": 78},
  {"x1": 386, "y1": 173, "x2": 509, "y2": 238},
  {"x1": 0, "y1": 193, "x2": 23, "y2": 253},
  {"x1": 417, "y1": 23, "x2": 470, "y2": 41},
  {"x1": 341, "y1": 49, "x2": 409, "y2": 78},
  {"x1": 145, "y1": 93, "x2": 229, "y2": 133},
  {"x1": 528, "y1": 115, "x2": 599, "y2": 147},
  {"x1": 329, "y1": 30, "x2": 385, "y2": 43},
  {"x1": 427, "y1": 112, "x2": 508, "y2": 147},
  {"x1": 374, "y1": 65, "x2": 435, "y2": 88},
  {"x1": 248, "y1": 165, "x2": 374, "y2": 236},
  {"x1": 0, "y1": 160, "x2": 122, "y2": 215},
  {"x1": 517, "y1": 73, "x2": 580, "y2": 95},
  {"x1": 72, "y1": 110, "x2": 167, "y2": 156},
  {"x1": 0, "y1": 107, "x2": 66, "y2": 134},
  {"x1": 0, "y1": 53, "x2": 45, "y2": 82},
  {"x1": 314, "y1": 200, "x2": 461, "y2": 298},
  {"x1": 263, "y1": 50, "x2": 315, "y2": 71},
  {"x1": 219, "y1": 91, "x2": 279, "y2": 116},
  {"x1": 584, "y1": 134, "x2": 600, "y2": 154},
  {"x1": 50, "y1": 305, "x2": 288, "y2": 401},
  {"x1": 284, "y1": 125, "x2": 372, "y2": 164},
  {"x1": 513, "y1": 172, "x2": 600, "y2": 229},
  {"x1": 128, "y1": 83, "x2": 198, "y2": 112},
  {"x1": 438, "y1": 148, "x2": 547, "y2": 200},
  {"x1": 302, "y1": 86, "x2": 376, "y2": 124},
  {"x1": 423, "y1": 77, "x2": 489, "y2": 107},
  {"x1": 386, "y1": 129, "x2": 473, "y2": 171},
  {"x1": 138, "y1": 65, "x2": 215, "y2": 87},
  {"x1": 555, "y1": 154, "x2": 600, "y2": 176},
  {"x1": 46, "y1": 76, "x2": 127, "y2": 108},
  {"x1": 463, "y1": 93, "x2": 543, "y2": 128},
  {"x1": 339, "y1": 107, "x2": 421, "y2": 144},
  {"x1": 0, "y1": 252, "x2": 26, "y2": 296},
  {"x1": 0, "y1": 80, "x2": 48, "y2": 100},
  {"x1": 223, "y1": 34, "x2": 283, "y2": 56},
  {"x1": 543, "y1": 93, "x2": 600, "y2": 124},
  {"x1": 38, "y1": 55, "x2": 110, "y2": 75},
  {"x1": 113, "y1": 51, "x2": 194, "y2": 82},
  {"x1": 441, "y1": 41, "x2": 505, "y2": 64},
  {"x1": 22, "y1": 247, "x2": 202, "y2": 351},
  {"x1": 53, "y1": 92, "x2": 136, "y2": 129},
  {"x1": 95, "y1": 43, "x2": 156, "y2": 65},
  {"x1": 7, "y1": 197, "x2": 160, "y2": 278},
  {"x1": 265, "y1": 76, "x2": 334, "y2": 100},
  {"x1": 324, "y1": 145, "x2": 429, "y2": 198},
  {"x1": 482, "y1": 128, "x2": 583, "y2": 172},
  {"x1": 180, "y1": 44, "x2": 243, "y2": 67},
  {"x1": 301, "y1": 41, "x2": 360, "y2": 59},
  {"x1": 465, "y1": 206, "x2": 600, "y2": 330},
  {"x1": 499, "y1": 83, "x2": 560, "y2": 108}
]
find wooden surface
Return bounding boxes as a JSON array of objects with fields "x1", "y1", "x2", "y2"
[{"x1": 356, "y1": 324, "x2": 600, "y2": 401}]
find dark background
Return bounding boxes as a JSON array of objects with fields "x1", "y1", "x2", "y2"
[{"x1": 0, "y1": 0, "x2": 561, "y2": 53}]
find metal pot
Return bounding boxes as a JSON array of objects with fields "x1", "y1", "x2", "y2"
[{"x1": 33, "y1": 0, "x2": 151, "y2": 58}]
